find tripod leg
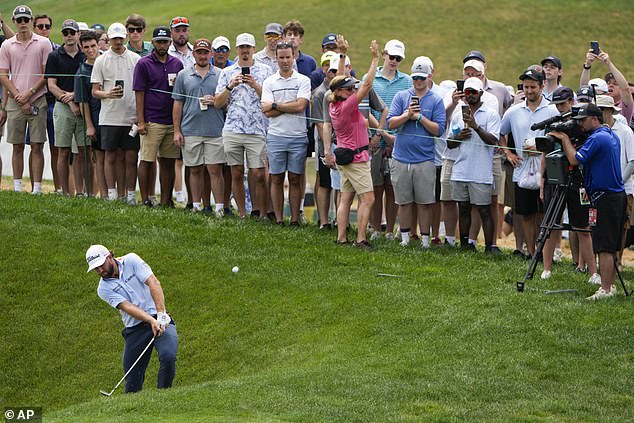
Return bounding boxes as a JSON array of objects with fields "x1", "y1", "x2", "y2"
[{"x1": 613, "y1": 254, "x2": 630, "y2": 296}]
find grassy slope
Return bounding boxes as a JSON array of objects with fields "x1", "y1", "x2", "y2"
[
  {"x1": 0, "y1": 0, "x2": 632, "y2": 88},
  {"x1": 2, "y1": 192, "x2": 634, "y2": 422}
]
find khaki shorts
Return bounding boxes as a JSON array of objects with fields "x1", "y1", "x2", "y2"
[
  {"x1": 223, "y1": 132, "x2": 266, "y2": 168},
  {"x1": 339, "y1": 161, "x2": 373, "y2": 194},
  {"x1": 451, "y1": 181, "x2": 493, "y2": 205},
  {"x1": 390, "y1": 158, "x2": 436, "y2": 205},
  {"x1": 139, "y1": 122, "x2": 179, "y2": 162},
  {"x1": 183, "y1": 136, "x2": 225, "y2": 167},
  {"x1": 492, "y1": 156, "x2": 503, "y2": 199},
  {"x1": 503, "y1": 160, "x2": 515, "y2": 207},
  {"x1": 6, "y1": 96, "x2": 47, "y2": 144},
  {"x1": 53, "y1": 101, "x2": 87, "y2": 148},
  {"x1": 440, "y1": 159, "x2": 455, "y2": 201}
]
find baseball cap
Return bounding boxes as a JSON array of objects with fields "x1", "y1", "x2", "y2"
[
  {"x1": 91, "y1": 23, "x2": 105, "y2": 31},
  {"x1": 550, "y1": 86, "x2": 574, "y2": 104},
  {"x1": 61, "y1": 19, "x2": 79, "y2": 32},
  {"x1": 328, "y1": 55, "x2": 351, "y2": 71},
  {"x1": 464, "y1": 77, "x2": 483, "y2": 92},
  {"x1": 519, "y1": 68, "x2": 544, "y2": 83},
  {"x1": 264, "y1": 23, "x2": 283, "y2": 35},
  {"x1": 321, "y1": 51, "x2": 338, "y2": 66},
  {"x1": 604, "y1": 72, "x2": 615, "y2": 83},
  {"x1": 77, "y1": 22, "x2": 89, "y2": 31},
  {"x1": 463, "y1": 59, "x2": 484, "y2": 74},
  {"x1": 330, "y1": 76, "x2": 356, "y2": 91},
  {"x1": 416, "y1": 56, "x2": 434, "y2": 71},
  {"x1": 572, "y1": 103, "x2": 603, "y2": 120},
  {"x1": 212, "y1": 36, "x2": 231, "y2": 50},
  {"x1": 322, "y1": 33, "x2": 337, "y2": 47},
  {"x1": 107, "y1": 22, "x2": 127, "y2": 39},
  {"x1": 541, "y1": 56, "x2": 562, "y2": 69},
  {"x1": 86, "y1": 244, "x2": 109, "y2": 272},
  {"x1": 411, "y1": 56, "x2": 432, "y2": 78},
  {"x1": 170, "y1": 16, "x2": 189, "y2": 28},
  {"x1": 193, "y1": 38, "x2": 212, "y2": 52},
  {"x1": 589, "y1": 78, "x2": 608, "y2": 94},
  {"x1": 576, "y1": 85, "x2": 593, "y2": 102},
  {"x1": 235, "y1": 33, "x2": 256, "y2": 47},
  {"x1": 463, "y1": 50, "x2": 485, "y2": 63},
  {"x1": 596, "y1": 95, "x2": 621, "y2": 112},
  {"x1": 12, "y1": 5, "x2": 32, "y2": 20},
  {"x1": 384, "y1": 40, "x2": 405, "y2": 58},
  {"x1": 152, "y1": 26, "x2": 171, "y2": 41}
]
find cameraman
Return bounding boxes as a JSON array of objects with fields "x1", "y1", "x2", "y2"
[
  {"x1": 551, "y1": 103, "x2": 626, "y2": 300},
  {"x1": 541, "y1": 87, "x2": 598, "y2": 283}
]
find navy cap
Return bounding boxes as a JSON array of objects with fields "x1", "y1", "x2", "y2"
[
  {"x1": 463, "y1": 50, "x2": 485, "y2": 63},
  {"x1": 519, "y1": 68, "x2": 544, "y2": 84},
  {"x1": 550, "y1": 86, "x2": 574, "y2": 104},
  {"x1": 322, "y1": 33, "x2": 336, "y2": 47},
  {"x1": 541, "y1": 56, "x2": 562, "y2": 69},
  {"x1": 572, "y1": 103, "x2": 602, "y2": 120}
]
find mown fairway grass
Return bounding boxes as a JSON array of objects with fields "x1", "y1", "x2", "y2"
[{"x1": 1, "y1": 191, "x2": 634, "y2": 422}]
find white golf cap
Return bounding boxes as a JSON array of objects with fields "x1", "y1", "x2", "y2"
[
  {"x1": 384, "y1": 39, "x2": 405, "y2": 58},
  {"x1": 107, "y1": 22, "x2": 127, "y2": 39},
  {"x1": 212, "y1": 36, "x2": 230, "y2": 50},
  {"x1": 411, "y1": 56, "x2": 432, "y2": 78},
  {"x1": 235, "y1": 33, "x2": 256, "y2": 47},
  {"x1": 86, "y1": 244, "x2": 109, "y2": 272},
  {"x1": 328, "y1": 55, "x2": 351, "y2": 71},
  {"x1": 77, "y1": 22, "x2": 89, "y2": 31},
  {"x1": 463, "y1": 59, "x2": 485, "y2": 73},
  {"x1": 589, "y1": 78, "x2": 609, "y2": 94},
  {"x1": 464, "y1": 76, "x2": 483, "y2": 92}
]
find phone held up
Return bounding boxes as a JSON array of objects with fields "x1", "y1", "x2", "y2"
[{"x1": 590, "y1": 41, "x2": 600, "y2": 56}]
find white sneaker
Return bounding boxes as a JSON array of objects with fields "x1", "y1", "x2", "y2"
[
  {"x1": 370, "y1": 231, "x2": 381, "y2": 241},
  {"x1": 399, "y1": 240, "x2": 410, "y2": 247},
  {"x1": 385, "y1": 232, "x2": 395, "y2": 241},
  {"x1": 588, "y1": 273, "x2": 601, "y2": 285},
  {"x1": 553, "y1": 248, "x2": 563, "y2": 263},
  {"x1": 127, "y1": 197, "x2": 137, "y2": 205},
  {"x1": 175, "y1": 191, "x2": 185, "y2": 203},
  {"x1": 587, "y1": 285, "x2": 616, "y2": 300},
  {"x1": 541, "y1": 270, "x2": 552, "y2": 280}
]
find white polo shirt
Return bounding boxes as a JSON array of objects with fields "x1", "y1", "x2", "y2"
[
  {"x1": 612, "y1": 119, "x2": 634, "y2": 195},
  {"x1": 91, "y1": 47, "x2": 140, "y2": 126},
  {"x1": 97, "y1": 253, "x2": 155, "y2": 328},
  {"x1": 261, "y1": 70, "x2": 311, "y2": 138}
]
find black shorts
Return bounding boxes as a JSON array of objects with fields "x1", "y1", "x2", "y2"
[
  {"x1": 514, "y1": 183, "x2": 543, "y2": 215},
  {"x1": 318, "y1": 157, "x2": 332, "y2": 189},
  {"x1": 100, "y1": 125, "x2": 140, "y2": 151},
  {"x1": 435, "y1": 166, "x2": 442, "y2": 202},
  {"x1": 592, "y1": 191, "x2": 627, "y2": 254},
  {"x1": 542, "y1": 181, "x2": 590, "y2": 228}
]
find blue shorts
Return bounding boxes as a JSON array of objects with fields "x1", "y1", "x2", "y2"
[{"x1": 266, "y1": 134, "x2": 308, "y2": 175}]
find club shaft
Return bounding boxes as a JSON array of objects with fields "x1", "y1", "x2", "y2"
[{"x1": 103, "y1": 336, "x2": 155, "y2": 396}]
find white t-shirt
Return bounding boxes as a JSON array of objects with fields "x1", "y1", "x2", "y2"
[
  {"x1": 261, "y1": 70, "x2": 311, "y2": 137},
  {"x1": 91, "y1": 48, "x2": 140, "y2": 126},
  {"x1": 612, "y1": 120, "x2": 634, "y2": 195},
  {"x1": 450, "y1": 103, "x2": 500, "y2": 184}
]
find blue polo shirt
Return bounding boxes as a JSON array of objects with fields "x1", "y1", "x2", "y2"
[
  {"x1": 172, "y1": 65, "x2": 225, "y2": 137},
  {"x1": 211, "y1": 58, "x2": 235, "y2": 68},
  {"x1": 576, "y1": 126, "x2": 624, "y2": 194},
  {"x1": 97, "y1": 254, "x2": 155, "y2": 328},
  {"x1": 296, "y1": 51, "x2": 316, "y2": 77},
  {"x1": 133, "y1": 51, "x2": 184, "y2": 124},
  {"x1": 387, "y1": 88, "x2": 446, "y2": 164}
]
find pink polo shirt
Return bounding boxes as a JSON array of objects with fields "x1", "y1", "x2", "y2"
[
  {"x1": 0, "y1": 33, "x2": 52, "y2": 101},
  {"x1": 329, "y1": 94, "x2": 370, "y2": 163}
]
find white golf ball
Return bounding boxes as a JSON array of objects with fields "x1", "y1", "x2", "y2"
[{"x1": 232, "y1": 266, "x2": 239, "y2": 273}]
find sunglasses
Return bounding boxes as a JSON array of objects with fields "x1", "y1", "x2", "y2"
[
  {"x1": 170, "y1": 17, "x2": 189, "y2": 26},
  {"x1": 276, "y1": 42, "x2": 294, "y2": 50},
  {"x1": 265, "y1": 34, "x2": 281, "y2": 40},
  {"x1": 127, "y1": 27, "x2": 144, "y2": 33},
  {"x1": 36, "y1": 24, "x2": 51, "y2": 30},
  {"x1": 464, "y1": 89, "x2": 479, "y2": 95},
  {"x1": 412, "y1": 76, "x2": 427, "y2": 81},
  {"x1": 100, "y1": 37, "x2": 109, "y2": 42},
  {"x1": 341, "y1": 87, "x2": 355, "y2": 92},
  {"x1": 213, "y1": 47, "x2": 229, "y2": 53},
  {"x1": 62, "y1": 29, "x2": 77, "y2": 36},
  {"x1": 15, "y1": 17, "x2": 31, "y2": 24},
  {"x1": 388, "y1": 55, "x2": 403, "y2": 62}
]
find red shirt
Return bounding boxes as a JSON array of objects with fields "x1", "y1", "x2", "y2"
[{"x1": 329, "y1": 94, "x2": 370, "y2": 163}]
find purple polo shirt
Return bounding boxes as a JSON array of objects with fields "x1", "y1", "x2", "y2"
[{"x1": 133, "y1": 51, "x2": 183, "y2": 124}]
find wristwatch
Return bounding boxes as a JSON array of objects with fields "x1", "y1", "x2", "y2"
[
  {"x1": 272, "y1": 103, "x2": 277, "y2": 110},
  {"x1": 583, "y1": 64, "x2": 591, "y2": 70},
  {"x1": 226, "y1": 84, "x2": 233, "y2": 91},
  {"x1": 30, "y1": 87, "x2": 36, "y2": 95}
]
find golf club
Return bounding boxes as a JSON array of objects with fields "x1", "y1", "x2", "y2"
[{"x1": 100, "y1": 336, "x2": 155, "y2": 397}]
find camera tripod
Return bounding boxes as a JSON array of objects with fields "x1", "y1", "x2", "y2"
[{"x1": 515, "y1": 179, "x2": 630, "y2": 296}]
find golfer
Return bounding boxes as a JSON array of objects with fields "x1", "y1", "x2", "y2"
[{"x1": 86, "y1": 244, "x2": 178, "y2": 393}]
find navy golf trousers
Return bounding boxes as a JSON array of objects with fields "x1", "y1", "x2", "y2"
[{"x1": 121, "y1": 318, "x2": 178, "y2": 393}]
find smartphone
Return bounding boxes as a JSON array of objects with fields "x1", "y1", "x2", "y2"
[
  {"x1": 115, "y1": 80, "x2": 124, "y2": 90},
  {"x1": 241, "y1": 67, "x2": 250, "y2": 75},
  {"x1": 410, "y1": 96, "x2": 419, "y2": 107},
  {"x1": 590, "y1": 41, "x2": 600, "y2": 55},
  {"x1": 517, "y1": 83, "x2": 523, "y2": 92},
  {"x1": 462, "y1": 105, "x2": 471, "y2": 120},
  {"x1": 456, "y1": 79, "x2": 465, "y2": 92}
]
